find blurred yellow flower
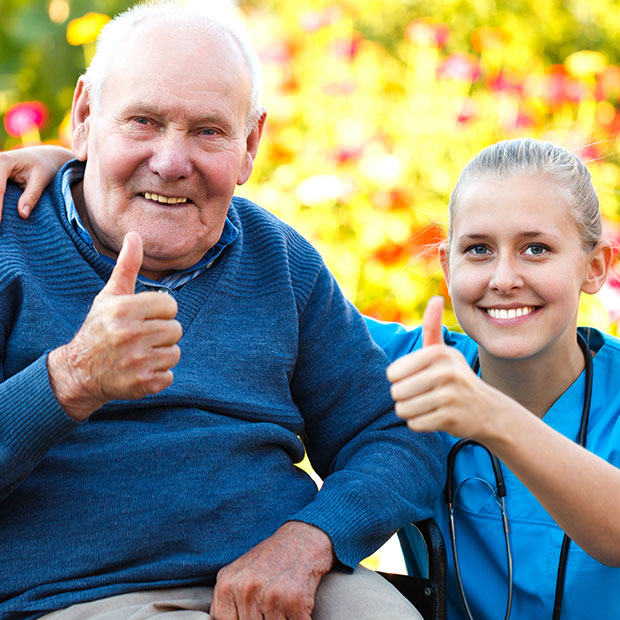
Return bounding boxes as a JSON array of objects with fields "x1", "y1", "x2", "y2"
[
  {"x1": 565, "y1": 50, "x2": 607, "y2": 79},
  {"x1": 66, "y1": 12, "x2": 110, "y2": 46}
]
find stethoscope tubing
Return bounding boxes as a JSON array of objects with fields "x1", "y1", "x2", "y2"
[{"x1": 446, "y1": 331, "x2": 593, "y2": 620}]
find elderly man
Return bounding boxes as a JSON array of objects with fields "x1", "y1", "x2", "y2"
[{"x1": 0, "y1": 3, "x2": 444, "y2": 619}]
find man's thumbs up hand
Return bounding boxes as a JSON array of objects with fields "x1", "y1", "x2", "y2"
[
  {"x1": 47, "y1": 233, "x2": 183, "y2": 421},
  {"x1": 100, "y1": 231, "x2": 143, "y2": 296}
]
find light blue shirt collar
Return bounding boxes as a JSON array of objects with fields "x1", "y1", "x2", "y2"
[{"x1": 61, "y1": 161, "x2": 238, "y2": 290}]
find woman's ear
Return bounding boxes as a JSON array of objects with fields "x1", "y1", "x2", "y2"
[
  {"x1": 70, "y1": 77, "x2": 92, "y2": 162},
  {"x1": 581, "y1": 240, "x2": 614, "y2": 295},
  {"x1": 439, "y1": 242, "x2": 451, "y2": 290}
]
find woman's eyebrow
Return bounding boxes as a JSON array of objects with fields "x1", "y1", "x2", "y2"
[{"x1": 457, "y1": 231, "x2": 559, "y2": 240}]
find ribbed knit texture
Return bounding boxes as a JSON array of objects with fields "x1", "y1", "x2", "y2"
[{"x1": 0, "y1": 165, "x2": 445, "y2": 619}]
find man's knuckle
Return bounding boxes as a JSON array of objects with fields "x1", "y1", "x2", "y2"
[
  {"x1": 152, "y1": 371, "x2": 174, "y2": 392},
  {"x1": 216, "y1": 579, "x2": 233, "y2": 597},
  {"x1": 172, "y1": 321, "x2": 183, "y2": 340},
  {"x1": 169, "y1": 347, "x2": 181, "y2": 366}
]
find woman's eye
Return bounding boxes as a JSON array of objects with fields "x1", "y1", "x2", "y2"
[
  {"x1": 523, "y1": 244, "x2": 548, "y2": 256},
  {"x1": 466, "y1": 244, "x2": 489, "y2": 256}
]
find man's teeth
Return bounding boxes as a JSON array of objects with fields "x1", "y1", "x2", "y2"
[
  {"x1": 144, "y1": 192, "x2": 187, "y2": 204},
  {"x1": 487, "y1": 307, "x2": 535, "y2": 320}
]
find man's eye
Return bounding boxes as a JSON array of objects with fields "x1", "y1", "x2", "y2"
[
  {"x1": 200, "y1": 128, "x2": 217, "y2": 136},
  {"x1": 133, "y1": 117, "x2": 151, "y2": 126}
]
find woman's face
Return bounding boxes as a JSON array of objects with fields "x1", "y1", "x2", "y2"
[{"x1": 441, "y1": 173, "x2": 600, "y2": 363}]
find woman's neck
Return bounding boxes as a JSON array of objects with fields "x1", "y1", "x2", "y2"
[{"x1": 477, "y1": 336, "x2": 585, "y2": 418}]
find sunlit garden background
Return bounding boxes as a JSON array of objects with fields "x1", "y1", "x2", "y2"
[
  {"x1": 2, "y1": 0, "x2": 620, "y2": 330},
  {"x1": 2, "y1": 0, "x2": 620, "y2": 568}
]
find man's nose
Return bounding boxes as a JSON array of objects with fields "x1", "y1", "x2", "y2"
[
  {"x1": 148, "y1": 131, "x2": 193, "y2": 181},
  {"x1": 489, "y1": 254, "x2": 524, "y2": 292}
]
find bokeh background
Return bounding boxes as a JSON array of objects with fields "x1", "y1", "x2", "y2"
[
  {"x1": 2, "y1": 0, "x2": 620, "y2": 331},
  {"x1": 2, "y1": 0, "x2": 620, "y2": 571}
]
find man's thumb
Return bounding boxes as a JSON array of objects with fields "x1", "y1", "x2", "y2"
[
  {"x1": 103, "y1": 232, "x2": 143, "y2": 296},
  {"x1": 422, "y1": 296, "x2": 444, "y2": 347}
]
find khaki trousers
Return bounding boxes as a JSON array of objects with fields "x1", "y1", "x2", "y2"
[{"x1": 39, "y1": 566, "x2": 423, "y2": 620}]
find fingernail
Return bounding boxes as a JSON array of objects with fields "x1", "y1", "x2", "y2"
[{"x1": 20, "y1": 205, "x2": 31, "y2": 218}]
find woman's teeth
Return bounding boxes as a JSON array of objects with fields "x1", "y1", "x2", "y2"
[{"x1": 486, "y1": 306, "x2": 535, "y2": 320}]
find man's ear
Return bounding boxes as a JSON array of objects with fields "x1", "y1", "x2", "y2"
[
  {"x1": 237, "y1": 109, "x2": 267, "y2": 186},
  {"x1": 71, "y1": 77, "x2": 92, "y2": 162},
  {"x1": 439, "y1": 242, "x2": 451, "y2": 290},
  {"x1": 581, "y1": 240, "x2": 614, "y2": 295}
]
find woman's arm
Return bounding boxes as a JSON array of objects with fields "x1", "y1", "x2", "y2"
[
  {"x1": 387, "y1": 298, "x2": 620, "y2": 566},
  {"x1": 0, "y1": 146, "x2": 73, "y2": 222}
]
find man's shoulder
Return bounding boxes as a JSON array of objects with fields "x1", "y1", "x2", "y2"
[
  {"x1": 2, "y1": 179, "x2": 22, "y2": 204},
  {"x1": 0, "y1": 178, "x2": 63, "y2": 258},
  {"x1": 229, "y1": 195, "x2": 321, "y2": 262},
  {"x1": 231, "y1": 196, "x2": 303, "y2": 235},
  {"x1": 2, "y1": 175, "x2": 58, "y2": 219}
]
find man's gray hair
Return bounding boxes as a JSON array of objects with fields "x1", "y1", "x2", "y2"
[
  {"x1": 448, "y1": 138, "x2": 601, "y2": 249},
  {"x1": 83, "y1": 0, "x2": 264, "y2": 136}
]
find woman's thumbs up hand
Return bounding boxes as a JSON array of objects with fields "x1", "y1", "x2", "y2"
[{"x1": 386, "y1": 296, "x2": 499, "y2": 439}]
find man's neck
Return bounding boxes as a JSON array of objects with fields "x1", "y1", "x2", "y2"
[{"x1": 70, "y1": 180, "x2": 174, "y2": 281}]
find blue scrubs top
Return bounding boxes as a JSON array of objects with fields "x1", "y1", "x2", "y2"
[{"x1": 367, "y1": 318, "x2": 620, "y2": 620}]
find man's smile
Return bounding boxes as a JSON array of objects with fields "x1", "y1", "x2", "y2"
[{"x1": 142, "y1": 191, "x2": 188, "y2": 205}]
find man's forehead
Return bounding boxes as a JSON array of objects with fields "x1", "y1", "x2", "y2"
[
  {"x1": 98, "y1": 17, "x2": 250, "y2": 113},
  {"x1": 114, "y1": 16, "x2": 246, "y2": 76}
]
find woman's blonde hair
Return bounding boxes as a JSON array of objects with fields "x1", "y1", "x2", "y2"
[{"x1": 448, "y1": 138, "x2": 601, "y2": 249}]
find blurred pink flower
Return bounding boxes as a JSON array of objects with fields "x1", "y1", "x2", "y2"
[
  {"x1": 541, "y1": 65, "x2": 586, "y2": 106},
  {"x1": 300, "y1": 7, "x2": 341, "y2": 32},
  {"x1": 457, "y1": 98, "x2": 476, "y2": 124},
  {"x1": 406, "y1": 19, "x2": 450, "y2": 48},
  {"x1": 4, "y1": 101, "x2": 48, "y2": 137},
  {"x1": 330, "y1": 33, "x2": 363, "y2": 60},
  {"x1": 437, "y1": 53, "x2": 480, "y2": 83},
  {"x1": 488, "y1": 70, "x2": 523, "y2": 94},
  {"x1": 595, "y1": 65, "x2": 620, "y2": 102}
]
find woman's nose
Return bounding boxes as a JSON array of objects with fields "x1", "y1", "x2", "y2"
[{"x1": 489, "y1": 255, "x2": 524, "y2": 292}]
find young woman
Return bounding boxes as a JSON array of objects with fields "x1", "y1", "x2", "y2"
[
  {"x1": 371, "y1": 139, "x2": 620, "y2": 619},
  {"x1": 2, "y1": 139, "x2": 620, "y2": 619}
]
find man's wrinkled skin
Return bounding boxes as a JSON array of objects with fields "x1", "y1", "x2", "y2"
[
  {"x1": 211, "y1": 521, "x2": 335, "y2": 620},
  {"x1": 47, "y1": 231, "x2": 182, "y2": 421}
]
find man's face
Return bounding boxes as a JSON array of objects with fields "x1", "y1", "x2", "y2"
[{"x1": 71, "y1": 20, "x2": 263, "y2": 278}]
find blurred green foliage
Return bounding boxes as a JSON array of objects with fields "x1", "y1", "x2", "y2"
[{"x1": 0, "y1": 0, "x2": 133, "y2": 146}]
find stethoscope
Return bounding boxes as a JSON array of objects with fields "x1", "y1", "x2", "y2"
[{"x1": 445, "y1": 332, "x2": 593, "y2": 620}]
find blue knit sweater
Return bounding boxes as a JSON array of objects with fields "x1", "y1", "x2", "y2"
[{"x1": 0, "y1": 165, "x2": 445, "y2": 618}]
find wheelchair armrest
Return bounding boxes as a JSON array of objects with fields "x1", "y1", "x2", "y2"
[{"x1": 379, "y1": 519, "x2": 447, "y2": 620}]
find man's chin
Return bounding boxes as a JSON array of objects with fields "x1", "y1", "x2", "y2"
[{"x1": 139, "y1": 256, "x2": 191, "y2": 281}]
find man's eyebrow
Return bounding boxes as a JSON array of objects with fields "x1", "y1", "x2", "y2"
[{"x1": 119, "y1": 105, "x2": 231, "y2": 127}]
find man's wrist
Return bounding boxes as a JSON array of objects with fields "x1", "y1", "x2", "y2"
[
  {"x1": 284, "y1": 520, "x2": 335, "y2": 573},
  {"x1": 47, "y1": 346, "x2": 99, "y2": 421}
]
